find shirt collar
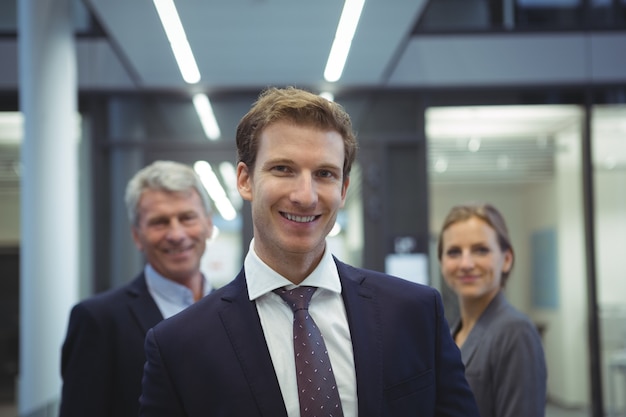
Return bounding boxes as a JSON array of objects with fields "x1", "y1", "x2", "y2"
[
  {"x1": 244, "y1": 238, "x2": 342, "y2": 301},
  {"x1": 144, "y1": 264, "x2": 212, "y2": 303}
]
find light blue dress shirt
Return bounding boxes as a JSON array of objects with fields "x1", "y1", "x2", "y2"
[{"x1": 144, "y1": 264, "x2": 212, "y2": 319}]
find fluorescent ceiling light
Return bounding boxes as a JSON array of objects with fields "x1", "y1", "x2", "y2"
[
  {"x1": 467, "y1": 137, "x2": 481, "y2": 152},
  {"x1": 193, "y1": 93, "x2": 221, "y2": 140},
  {"x1": 324, "y1": 0, "x2": 365, "y2": 83},
  {"x1": 153, "y1": 0, "x2": 201, "y2": 84},
  {"x1": 194, "y1": 161, "x2": 237, "y2": 221},
  {"x1": 218, "y1": 161, "x2": 243, "y2": 210}
]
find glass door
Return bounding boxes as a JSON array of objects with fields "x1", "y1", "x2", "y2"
[
  {"x1": 426, "y1": 104, "x2": 591, "y2": 416},
  {"x1": 592, "y1": 104, "x2": 626, "y2": 417}
]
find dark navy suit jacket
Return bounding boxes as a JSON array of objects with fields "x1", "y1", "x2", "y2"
[
  {"x1": 140, "y1": 259, "x2": 480, "y2": 417},
  {"x1": 60, "y1": 273, "x2": 163, "y2": 417}
]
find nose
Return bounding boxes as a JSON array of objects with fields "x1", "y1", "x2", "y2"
[
  {"x1": 165, "y1": 219, "x2": 186, "y2": 242},
  {"x1": 290, "y1": 174, "x2": 318, "y2": 208},
  {"x1": 459, "y1": 250, "x2": 475, "y2": 270}
]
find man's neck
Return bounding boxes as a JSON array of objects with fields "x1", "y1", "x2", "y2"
[{"x1": 254, "y1": 245, "x2": 324, "y2": 285}]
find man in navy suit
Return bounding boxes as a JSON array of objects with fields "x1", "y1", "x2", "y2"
[
  {"x1": 140, "y1": 87, "x2": 480, "y2": 416},
  {"x1": 59, "y1": 160, "x2": 214, "y2": 417}
]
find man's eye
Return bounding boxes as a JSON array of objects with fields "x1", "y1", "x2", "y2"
[
  {"x1": 180, "y1": 215, "x2": 196, "y2": 223},
  {"x1": 150, "y1": 219, "x2": 169, "y2": 227}
]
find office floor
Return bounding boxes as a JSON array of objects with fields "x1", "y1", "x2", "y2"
[
  {"x1": 0, "y1": 401, "x2": 594, "y2": 417},
  {"x1": 545, "y1": 402, "x2": 591, "y2": 417}
]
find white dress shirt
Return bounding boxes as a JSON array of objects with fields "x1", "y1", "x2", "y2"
[
  {"x1": 144, "y1": 264, "x2": 212, "y2": 319},
  {"x1": 245, "y1": 239, "x2": 357, "y2": 417}
]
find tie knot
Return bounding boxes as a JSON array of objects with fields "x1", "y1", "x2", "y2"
[{"x1": 274, "y1": 286, "x2": 317, "y2": 312}]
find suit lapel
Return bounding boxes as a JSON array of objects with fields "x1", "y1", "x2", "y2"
[
  {"x1": 216, "y1": 263, "x2": 385, "y2": 417},
  {"x1": 218, "y1": 272, "x2": 288, "y2": 417},
  {"x1": 125, "y1": 274, "x2": 164, "y2": 334},
  {"x1": 337, "y1": 260, "x2": 383, "y2": 417},
  {"x1": 461, "y1": 291, "x2": 506, "y2": 366}
]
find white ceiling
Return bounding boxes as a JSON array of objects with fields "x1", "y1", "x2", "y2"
[{"x1": 84, "y1": 0, "x2": 428, "y2": 91}]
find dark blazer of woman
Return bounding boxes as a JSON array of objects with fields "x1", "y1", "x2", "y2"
[{"x1": 452, "y1": 291, "x2": 547, "y2": 417}]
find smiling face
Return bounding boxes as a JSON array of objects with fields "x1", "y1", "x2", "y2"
[
  {"x1": 131, "y1": 188, "x2": 212, "y2": 285},
  {"x1": 237, "y1": 121, "x2": 348, "y2": 277},
  {"x1": 440, "y1": 216, "x2": 513, "y2": 303}
]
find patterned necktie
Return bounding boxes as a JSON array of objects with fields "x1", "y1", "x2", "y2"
[{"x1": 274, "y1": 286, "x2": 344, "y2": 417}]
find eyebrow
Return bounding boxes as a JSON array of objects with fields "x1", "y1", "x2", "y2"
[{"x1": 263, "y1": 158, "x2": 293, "y2": 167}]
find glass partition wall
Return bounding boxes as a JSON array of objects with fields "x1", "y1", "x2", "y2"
[
  {"x1": 593, "y1": 104, "x2": 626, "y2": 417},
  {"x1": 426, "y1": 104, "x2": 592, "y2": 415}
]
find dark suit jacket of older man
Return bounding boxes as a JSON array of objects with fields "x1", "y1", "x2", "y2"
[
  {"x1": 60, "y1": 273, "x2": 163, "y2": 417},
  {"x1": 140, "y1": 258, "x2": 479, "y2": 417}
]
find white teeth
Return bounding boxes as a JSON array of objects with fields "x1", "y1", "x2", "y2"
[{"x1": 284, "y1": 213, "x2": 316, "y2": 223}]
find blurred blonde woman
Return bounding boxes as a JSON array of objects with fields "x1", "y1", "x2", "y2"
[{"x1": 438, "y1": 203, "x2": 547, "y2": 417}]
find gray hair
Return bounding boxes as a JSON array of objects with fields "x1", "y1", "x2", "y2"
[{"x1": 125, "y1": 160, "x2": 212, "y2": 227}]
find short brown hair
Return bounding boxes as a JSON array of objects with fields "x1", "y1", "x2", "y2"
[
  {"x1": 437, "y1": 203, "x2": 515, "y2": 286},
  {"x1": 235, "y1": 86, "x2": 358, "y2": 180}
]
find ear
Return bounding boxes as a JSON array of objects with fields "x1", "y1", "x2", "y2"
[
  {"x1": 237, "y1": 162, "x2": 253, "y2": 202},
  {"x1": 130, "y1": 227, "x2": 143, "y2": 251},
  {"x1": 339, "y1": 176, "x2": 350, "y2": 208},
  {"x1": 502, "y1": 249, "x2": 514, "y2": 273}
]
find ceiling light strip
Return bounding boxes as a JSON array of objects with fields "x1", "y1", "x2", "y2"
[
  {"x1": 324, "y1": 0, "x2": 365, "y2": 82},
  {"x1": 192, "y1": 94, "x2": 221, "y2": 140},
  {"x1": 194, "y1": 161, "x2": 237, "y2": 221},
  {"x1": 153, "y1": 0, "x2": 201, "y2": 84}
]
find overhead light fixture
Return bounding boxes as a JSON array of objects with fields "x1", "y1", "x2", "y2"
[
  {"x1": 194, "y1": 161, "x2": 237, "y2": 221},
  {"x1": 192, "y1": 93, "x2": 221, "y2": 140},
  {"x1": 323, "y1": 0, "x2": 365, "y2": 83},
  {"x1": 434, "y1": 157, "x2": 448, "y2": 173},
  {"x1": 153, "y1": 0, "x2": 201, "y2": 84},
  {"x1": 467, "y1": 137, "x2": 481, "y2": 152},
  {"x1": 218, "y1": 161, "x2": 243, "y2": 210}
]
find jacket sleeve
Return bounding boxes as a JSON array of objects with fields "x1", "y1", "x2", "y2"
[
  {"x1": 432, "y1": 291, "x2": 481, "y2": 417},
  {"x1": 139, "y1": 327, "x2": 186, "y2": 417},
  {"x1": 492, "y1": 320, "x2": 547, "y2": 417},
  {"x1": 59, "y1": 303, "x2": 113, "y2": 417}
]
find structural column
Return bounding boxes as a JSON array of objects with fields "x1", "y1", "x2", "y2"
[
  {"x1": 17, "y1": 0, "x2": 78, "y2": 416},
  {"x1": 107, "y1": 98, "x2": 145, "y2": 289}
]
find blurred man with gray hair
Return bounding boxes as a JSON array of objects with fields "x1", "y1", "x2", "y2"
[{"x1": 60, "y1": 160, "x2": 214, "y2": 417}]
